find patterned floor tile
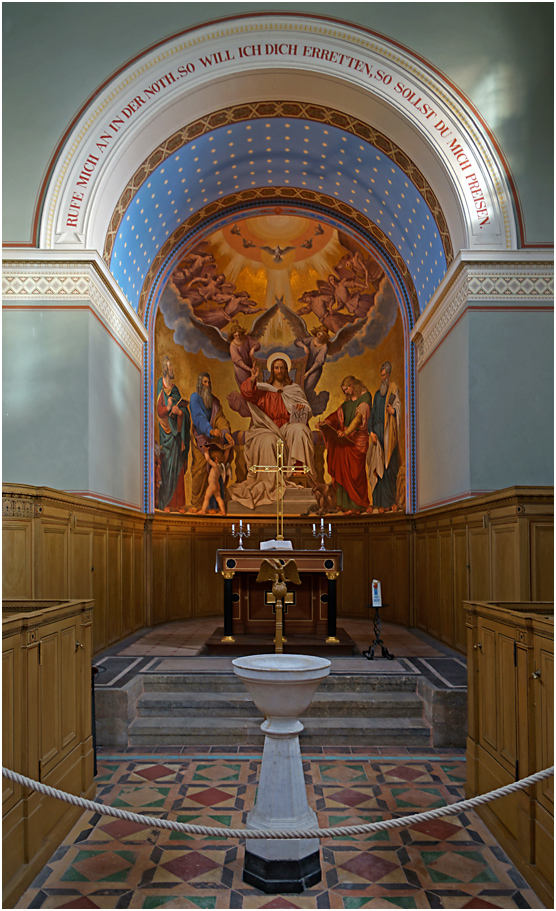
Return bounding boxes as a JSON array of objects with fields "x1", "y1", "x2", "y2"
[{"x1": 14, "y1": 751, "x2": 545, "y2": 910}]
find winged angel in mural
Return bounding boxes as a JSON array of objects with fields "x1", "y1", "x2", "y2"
[{"x1": 158, "y1": 226, "x2": 405, "y2": 515}]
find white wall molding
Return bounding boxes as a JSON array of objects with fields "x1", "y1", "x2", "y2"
[
  {"x1": 39, "y1": 13, "x2": 519, "y2": 257},
  {"x1": 412, "y1": 251, "x2": 554, "y2": 366},
  {"x1": 2, "y1": 250, "x2": 147, "y2": 367}
]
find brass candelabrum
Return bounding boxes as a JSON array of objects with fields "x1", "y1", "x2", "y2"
[
  {"x1": 231, "y1": 519, "x2": 251, "y2": 550},
  {"x1": 312, "y1": 518, "x2": 332, "y2": 550}
]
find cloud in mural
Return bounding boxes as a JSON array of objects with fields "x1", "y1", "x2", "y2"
[
  {"x1": 159, "y1": 283, "x2": 230, "y2": 360},
  {"x1": 159, "y1": 272, "x2": 398, "y2": 362},
  {"x1": 326, "y1": 278, "x2": 399, "y2": 362}
]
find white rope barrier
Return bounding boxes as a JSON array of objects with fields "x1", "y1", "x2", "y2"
[{"x1": 3, "y1": 765, "x2": 553, "y2": 840}]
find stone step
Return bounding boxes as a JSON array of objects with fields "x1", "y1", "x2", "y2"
[
  {"x1": 141, "y1": 673, "x2": 418, "y2": 693},
  {"x1": 136, "y1": 690, "x2": 424, "y2": 719},
  {"x1": 128, "y1": 715, "x2": 431, "y2": 747}
]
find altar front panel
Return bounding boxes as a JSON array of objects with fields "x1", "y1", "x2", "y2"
[
  {"x1": 216, "y1": 549, "x2": 342, "y2": 637},
  {"x1": 234, "y1": 572, "x2": 326, "y2": 635}
]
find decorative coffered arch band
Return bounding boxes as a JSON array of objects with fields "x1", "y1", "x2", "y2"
[
  {"x1": 38, "y1": 12, "x2": 521, "y2": 260},
  {"x1": 103, "y1": 100, "x2": 453, "y2": 270}
]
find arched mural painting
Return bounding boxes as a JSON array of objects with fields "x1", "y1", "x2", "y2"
[
  {"x1": 154, "y1": 214, "x2": 406, "y2": 518},
  {"x1": 27, "y1": 11, "x2": 529, "y2": 514}
]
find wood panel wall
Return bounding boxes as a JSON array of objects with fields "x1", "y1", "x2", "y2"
[
  {"x1": 3, "y1": 484, "x2": 553, "y2": 656},
  {"x1": 3, "y1": 599, "x2": 95, "y2": 907},
  {"x1": 2, "y1": 486, "x2": 146, "y2": 656}
]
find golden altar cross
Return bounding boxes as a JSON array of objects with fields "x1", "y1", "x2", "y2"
[{"x1": 249, "y1": 438, "x2": 310, "y2": 540}]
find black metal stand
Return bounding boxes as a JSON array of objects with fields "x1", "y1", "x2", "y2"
[{"x1": 362, "y1": 603, "x2": 394, "y2": 660}]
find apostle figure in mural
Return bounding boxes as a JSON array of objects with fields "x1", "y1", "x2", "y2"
[
  {"x1": 318, "y1": 377, "x2": 372, "y2": 513},
  {"x1": 367, "y1": 361, "x2": 402, "y2": 512},
  {"x1": 189, "y1": 372, "x2": 234, "y2": 514},
  {"x1": 156, "y1": 356, "x2": 190, "y2": 512},
  {"x1": 228, "y1": 354, "x2": 316, "y2": 509}
]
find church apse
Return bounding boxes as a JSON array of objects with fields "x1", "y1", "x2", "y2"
[{"x1": 154, "y1": 214, "x2": 406, "y2": 518}]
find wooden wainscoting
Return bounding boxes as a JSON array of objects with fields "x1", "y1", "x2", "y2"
[
  {"x1": 2, "y1": 485, "x2": 147, "y2": 656},
  {"x1": 411, "y1": 488, "x2": 554, "y2": 653},
  {"x1": 2, "y1": 599, "x2": 95, "y2": 907},
  {"x1": 465, "y1": 600, "x2": 554, "y2": 907},
  {"x1": 3, "y1": 485, "x2": 553, "y2": 657}
]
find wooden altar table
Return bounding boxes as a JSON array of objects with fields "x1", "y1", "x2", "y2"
[{"x1": 215, "y1": 549, "x2": 343, "y2": 642}]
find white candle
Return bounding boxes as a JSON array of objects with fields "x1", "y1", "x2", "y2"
[
  {"x1": 247, "y1": 524, "x2": 251, "y2": 534},
  {"x1": 232, "y1": 524, "x2": 235, "y2": 535},
  {"x1": 312, "y1": 523, "x2": 316, "y2": 532},
  {"x1": 320, "y1": 517, "x2": 324, "y2": 529},
  {"x1": 240, "y1": 519, "x2": 243, "y2": 530},
  {"x1": 328, "y1": 523, "x2": 332, "y2": 534}
]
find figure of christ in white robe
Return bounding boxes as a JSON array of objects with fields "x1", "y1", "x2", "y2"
[{"x1": 228, "y1": 382, "x2": 316, "y2": 510}]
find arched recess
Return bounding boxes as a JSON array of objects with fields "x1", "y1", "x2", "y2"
[
  {"x1": 38, "y1": 12, "x2": 521, "y2": 262},
  {"x1": 33, "y1": 12, "x2": 525, "y2": 513}
]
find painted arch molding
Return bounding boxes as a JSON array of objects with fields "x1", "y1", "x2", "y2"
[{"x1": 39, "y1": 13, "x2": 520, "y2": 316}]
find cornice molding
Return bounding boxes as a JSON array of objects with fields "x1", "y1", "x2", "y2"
[
  {"x1": 411, "y1": 252, "x2": 554, "y2": 366},
  {"x1": 2, "y1": 252, "x2": 147, "y2": 367}
]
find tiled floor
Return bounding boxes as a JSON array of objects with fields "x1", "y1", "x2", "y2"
[
  {"x1": 16, "y1": 621, "x2": 537, "y2": 909},
  {"x1": 16, "y1": 749, "x2": 543, "y2": 909},
  {"x1": 111, "y1": 617, "x2": 445, "y2": 660}
]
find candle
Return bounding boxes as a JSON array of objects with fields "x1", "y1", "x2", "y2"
[
  {"x1": 247, "y1": 524, "x2": 251, "y2": 534},
  {"x1": 240, "y1": 519, "x2": 243, "y2": 530},
  {"x1": 312, "y1": 523, "x2": 316, "y2": 532},
  {"x1": 320, "y1": 517, "x2": 324, "y2": 529},
  {"x1": 328, "y1": 523, "x2": 331, "y2": 534},
  {"x1": 232, "y1": 524, "x2": 235, "y2": 535}
]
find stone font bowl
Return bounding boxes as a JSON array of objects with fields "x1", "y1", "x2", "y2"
[{"x1": 232, "y1": 653, "x2": 331, "y2": 735}]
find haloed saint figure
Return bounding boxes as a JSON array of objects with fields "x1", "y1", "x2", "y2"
[
  {"x1": 155, "y1": 216, "x2": 407, "y2": 516},
  {"x1": 156, "y1": 356, "x2": 190, "y2": 512}
]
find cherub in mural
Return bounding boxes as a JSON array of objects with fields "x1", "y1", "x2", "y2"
[
  {"x1": 188, "y1": 274, "x2": 262, "y2": 328},
  {"x1": 198, "y1": 443, "x2": 228, "y2": 516},
  {"x1": 366, "y1": 360, "x2": 402, "y2": 513},
  {"x1": 156, "y1": 356, "x2": 190, "y2": 512},
  {"x1": 297, "y1": 285, "x2": 352, "y2": 334},
  {"x1": 228, "y1": 353, "x2": 316, "y2": 510},
  {"x1": 172, "y1": 243, "x2": 262, "y2": 330},
  {"x1": 318, "y1": 376, "x2": 372, "y2": 514},
  {"x1": 328, "y1": 272, "x2": 375, "y2": 321},
  {"x1": 327, "y1": 253, "x2": 383, "y2": 321},
  {"x1": 172, "y1": 242, "x2": 217, "y2": 292}
]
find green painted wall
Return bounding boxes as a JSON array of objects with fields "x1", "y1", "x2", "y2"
[{"x1": 2, "y1": 2, "x2": 553, "y2": 243}]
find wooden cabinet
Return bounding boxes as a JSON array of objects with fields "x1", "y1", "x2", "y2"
[
  {"x1": 465, "y1": 601, "x2": 553, "y2": 907},
  {"x1": 2, "y1": 599, "x2": 95, "y2": 908}
]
